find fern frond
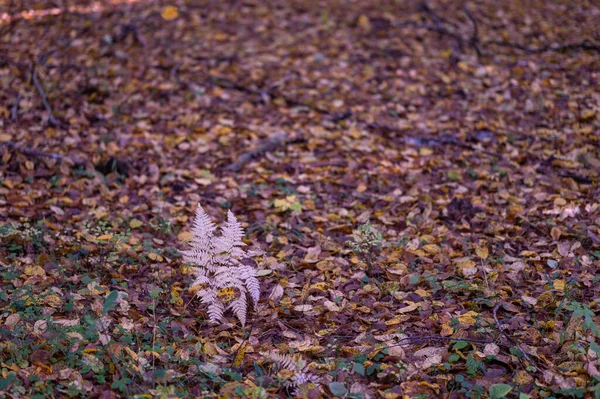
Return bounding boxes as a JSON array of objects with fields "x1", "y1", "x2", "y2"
[
  {"x1": 261, "y1": 351, "x2": 308, "y2": 373},
  {"x1": 229, "y1": 293, "x2": 248, "y2": 327},
  {"x1": 189, "y1": 205, "x2": 216, "y2": 244},
  {"x1": 181, "y1": 203, "x2": 262, "y2": 326},
  {"x1": 261, "y1": 351, "x2": 321, "y2": 391},
  {"x1": 207, "y1": 300, "x2": 225, "y2": 323},
  {"x1": 191, "y1": 273, "x2": 211, "y2": 287},
  {"x1": 239, "y1": 265, "x2": 260, "y2": 307}
]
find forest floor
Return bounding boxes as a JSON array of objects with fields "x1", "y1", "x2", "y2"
[{"x1": 1, "y1": 0, "x2": 600, "y2": 398}]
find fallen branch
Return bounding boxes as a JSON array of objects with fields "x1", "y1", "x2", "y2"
[
  {"x1": 415, "y1": 1, "x2": 465, "y2": 55},
  {"x1": 367, "y1": 122, "x2": 503, "y2": 159},
  {"x1": 226, "y1": 132, "x2": 305, "y2": 172},
  {"x1": 0, "y1": 141, "x2": 83, "y2": 164},
  {"x1": 485, "y1": 39, "x2": 600, "y2": 55},
  {"x1": 557, "y1": 172, "x2": 594, "y2": 184},
  {"x1": 462, "y1": 3, "x2": 482, "y2": 57},
  {"x1": 31, "y1": 64, "x2": 58, "y2": 127},
  {"x1": 394, "y1": 2, "x2": 600, "y2": 57},
  {"x1": 210, "y1": 76, "x2": 331, "y2": 115}
]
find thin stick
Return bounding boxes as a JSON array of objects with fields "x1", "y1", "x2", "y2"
[
  {"x1": 31, "y1": 65, "x2": 58, "y2": 127},
  {"x1": 384, "y1": 335, "x2": 500, "y2": 348},
  {"x1": 11, "y1": 92, "x2": 21, "y2": 121},
  {"x1": 0, "y1": 141, "x2": 81, "y2": 164},
  {"x1": 463, "y1": 3, "x2": 482, "y2": 56},
  {"x1": 226, "y1": 132, "x2": 288, "y2": 172},
  {"x1": 182, "y1": 295, "x2": 197, "y2": 312}
]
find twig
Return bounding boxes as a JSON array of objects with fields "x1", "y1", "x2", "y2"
[
  {"x1": 557, "y1": 172, "x2": 594, "y2": 184},
  {"x1": 485, "y1": 39, "x2": 600, "y2": 54},
  {"x1": 169, "y1": 63, "x2": 180, "y2": 84},
  {"x1": 31, "y1": 65, "x2": 58, "y2": 127},
  {"x1": 394, "y1": 4, "x2": 600, "y2": 57},
  {"x1": 462, "y1": 3, "x2": 482, "y2": 57},
  {"x1": 367, "y1": 122, "x2": 503, "y2": 159},
  {"x1": 182, "y1": 295, "x2": 197, "y2": 312},
  {"x1": 10, "y1": 92, "x2": 21, "y2": 121},
  {"x1": 329, "y1": 110, "x2": 353, "y2": 123},
  {"x1": 226, "y1": 132, "x2": 303, "y2": 172},
  {"x1": 416, "y1": 2, "x2": 464, "y2": 53},
  {"x1": 0, "y1": 141, "x2": 81, "y2": 164},
  {"x1": 386, "y1": 335, "x2": 500, "y2": 348},
  {"x1": 210, "y1": 76, "x2": 331, "y2": 114},
  {"x1": 417, "y1": 1, "x2": 456, "y2": 31},
  {"x1": 517, "y1": 216, "x2": 547, "y2": 238},
  {"x1": 493, "y1": 302, "x2": 538, "y2": 369},
  {"x1": 151, "y1": 284, "x2": 157, "y2": 389}
]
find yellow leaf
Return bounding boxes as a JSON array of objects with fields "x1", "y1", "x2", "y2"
[
  {"x1": 357, "y1": 14, "x2": 371, "y2": 32},
  {"x1": 440, "y1": 323, "x2": 454, "y2": 336},
  {"x1": 217, "y1": 287, "x2": 235, "y2": 302},
  {"x1": 233, "y1": 343, "x2": 246, "y2": 367},
  {"x1": 129, "y1": 219, "x2": 143, "y2": 229},
  {"x1": 171, "y1": 286, "x2": 183, "y2": 306},
  {"x1": 558, "y1": 361, "x2": 583, "y2": 373},
  {"x1": 161, "y1": 5, "x2": 178, "y2": 20},
  {"x1": 447, "y1": 170, "x2": 461, "y2": 181},
  {"x1": 203, "y1": 342, "x2": 218, "y2": 356},
  {"x1": 398, "y1": 302, "x2": 420, "y2": 314},
  {"x1": 475, "y1": 246, "x2": 489, "y2": 260},
  {"x1": 96, "y1": 234, "x2": 113, "y2": 241},
  {"x1": 42, "y1": 295, "x2": 62, "y2": 308},
  {"x1": 553, "y1": 279, "x2": 565, "y2": 292},
  {"x1": 147, "y1": 252, "x2": 164, "y2": 262},
  {"x1": 124, "y1": 347, "x2": 139, "y2": 361},
  {"x1": 24, "y1": 266, "x2": 46, "y2": 277},
  {"x1": 419, "y1": 147, "x2": 433, "y2": 156},
  {"x1": 455, "y1": 259, "x2": 477, "y2": 278},
  {"x1": 513, "y1": 370, "x2": 532, "y2": 385},
  {"x1": 457, "y1": 311, "x2": 478, "y2": 326},
  {"x1": 178, "y1": 231, "x2": 194, "y2": 242},
  {"x1": 423, "y1": 244, "x2": 441, "y2": 254},
  {"x1": 274, "y1": 198, "x2": 288, "y2": 211},
  {"x1": 0, "y1": 133, "x2": 12, "y2": 142}
]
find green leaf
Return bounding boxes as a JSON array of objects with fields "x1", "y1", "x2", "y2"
[
  {"x1": 453, "y1": 340, "x2": 469, "y2": 350},
  {"x1": 489, "y1": 383, "x2": 513, "y2": 399},
  {"x1": 328, "y1": 382, "x2": 348, "y2": 397},
  {"x1": 466, "y1": 353, "x2": 481, "y2": 375},
  {"x1": 103, "y1": 290, "x2": 119, "y2": 315},
  {"x1": 554, "y1": 388, "x2": 586, "y2": 398},
  {"x1": 590, "y1": 341, "x2": 600, "y2": 357},
  {"x1": 352, "y1": 362, "x2": 365, "y2": 376},
  {"x1": 111, "y1": 377, "x2": 130, "y2": 392}
]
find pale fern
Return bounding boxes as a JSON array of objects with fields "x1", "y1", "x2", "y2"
[
  {"x1": 182, "y1": 204, "x2": 260, "y2": 326},
  {"x1": 261, "y1": 351, "x2": 321, "y2": 394}
]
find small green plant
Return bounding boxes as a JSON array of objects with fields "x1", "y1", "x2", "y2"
[{"x1": 565, "y1": 300, "x2": 599, "y2": 337}]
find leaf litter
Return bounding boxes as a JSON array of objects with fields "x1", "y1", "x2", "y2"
[{"x1": 1, "y1": 0, "x2": 600, "y2": 397}]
